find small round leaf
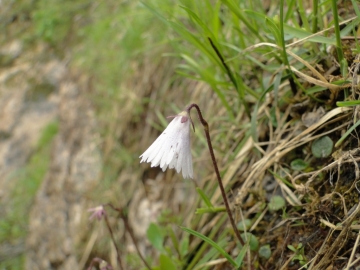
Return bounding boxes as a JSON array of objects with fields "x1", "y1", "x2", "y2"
[
  {"x1": 290, "y1": 159, "x2": 308, "y2": 171},
  {"x1": 311, "y1": 136, "x2": 333, "y2": 158},
  {"x1": 259, "y1": 244, "x2": 271, "y2": 259},
  {"x1": 240, "y1": 232, "x2": 259, "y2": 251},
  {"x1": 268, "y1": 195, "x2": 285, "y2": 211},
  {"x1": 237, "y1": 219, "x2": 252, "y2": 231}
]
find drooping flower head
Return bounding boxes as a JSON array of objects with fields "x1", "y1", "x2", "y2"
[
  {"x1": 88, "y1": 205, "x2": 106, "y2": 221},
  {"x1": 140, "y1": 110, "x2": 193, "y2": 178}
]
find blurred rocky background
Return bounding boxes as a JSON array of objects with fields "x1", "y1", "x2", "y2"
[{"x1": 0, "y1": 1, "x2": 212, "y2": 269}]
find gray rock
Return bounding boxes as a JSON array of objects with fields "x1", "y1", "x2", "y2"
[{"x1": 25, "y1": 81, "x2": 101, "y2": 270}]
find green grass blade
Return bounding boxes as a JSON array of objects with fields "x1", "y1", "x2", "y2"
[
  {"x1": 335, "y1": 119, "x2": 360, "y2": 148},
  {"x1": 251, "y1": 73, "x2": 291, "y2": 142},
  {"x1": 265, "y1": 17, "x2": 281, "y2": 44},
  {"x1": 285, "y1": 0, "x2": 297, "y2": 23},
  {"x1": 185, "y1": 215, "x2": 228, "y2": 270},
  {"x1": 169, "y1": 22, "x2": 222, "y2": 67},
  {"x1": 279, "y1": 0, "x2": 290, "y2": 66},
  {"x1": 331, "y1": 0, "x2": 346, "y2": 76},
  {"x1": 179, "y1": 54, "x2": 234, "y2": 118},
  {"x1": 273, "y1": 68, "x2": 283, "y2": 107},
  {"x1": 269, "y1": 170, "x2": 294, "y2": 188},
  {"x1": 243, "y1": 9, "x2": 335, "y2": 45},
  {"x1": 337, "y1": 100, "x2": 360, "y2": 107},
  {"x1": 195, "y1": 207, "x2": 226, "y2": 214},
  {"x1": 196, "y1": 187, "x2": 214, "y2": 208},
  {"x1": 179, "y1": 5, "x2": 216, "y2": 41},
  {"x1": 180, "y1": 226, "x2": 238, "y2": 267},
  {"x1": 305, "y1": 85, "x2": 327, "y2": 94},
  {"x1": 296, "y1": 0, "x2": 310, "y2": 31},
  {"x1": 283, "y1": 24, "x2": 335, "y2": 45},
  {"x1": 312, "y1": 0, "x2": 319, "y2": 33},
  {"x1": 235, "y1": 241, "x2": 249, "y2": 268},
  {"x1": 140, "y1": 1, "x2": 169, "y2": 25},
  {"x1": 221, "y1": 0, "x2": 264, "y2": 42},
  {"x1": 351, "y1": 0, "x2": 360, "y2": 17}
]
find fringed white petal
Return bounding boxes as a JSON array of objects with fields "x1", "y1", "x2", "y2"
[{"x1": 140, "y1": 111, "x2": 193, "y2": 179}]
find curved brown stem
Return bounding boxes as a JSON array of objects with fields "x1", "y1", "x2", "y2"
[
  {"x1": 186, "y1": 103, "x2": 245, "y2": 246},
  {"x1": 106, "y1": 204, "x2": 152, "y2": 270},
  {"x1": 103, "y1": 209, "x2": 124, "y2": 270}
]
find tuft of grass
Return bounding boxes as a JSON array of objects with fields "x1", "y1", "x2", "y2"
[{"x1": 139, "y1": 0, "x2": 360, "y2": 268}]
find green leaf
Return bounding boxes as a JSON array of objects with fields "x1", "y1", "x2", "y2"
[
  {"x1": 335, "y1": 119, "x2": 360, "y2": 147},
  {"x1": 340, "y1": 17, "x2": 360, "y2": 36},
  {"x1": 179, "y1": 5, "x2": 216, "y2": 41},
  {"x1": 265, "y1": 17, "x2": 281, "y2": 45},
  {"x1": 259, "y1": 244, "x2": 271, "y2": 259},
  {"x1": 305, "y1": 85, "x2": 327, "y2": 94},
  {"x1": 195, "y1": 207, "x2": 226, "y2": 214},
  {"x1": 180, "y1": 235, "x2": 189, "y2": 257},
  {"x1": 180, "y1": 226, "x2": 237, "y2": 266},
  {"x1": 273, "y1": 69, "x2": 283, "y2": 108},
  {"x1": 268, "y1": 195, "x2": 286, "y2": 211},
  {"x1": 287, "y1": 244, "x2": 297, "y2": 252},
  {"x1": 159, "y1": 254, "x2": 177, "y2": 270},
  {"x1": 270, "y1": 107, "x2": 279, "y2": 128},
  {"x1": 337, "y1": 100, "x2": 360, "y2": 107},
  {"x1": 351, "y1": 0, "x2": 360, "y2": 17},
  {"x1": 169, "y1": 22, "x2": 221, "y2": 68},
  {"x1": 340, "y1": 58, "x2": 348, "y2": 78},
  {"x1": 311, "y1": 136, "x2": 333, "y2": 158},
  {"x1": 250, "y1": 73, "x2": 291, "y2": 143},
  {"x1": 283, "y1": 24, "x2": 335, "y2": 45},
  {"x1": 196, "y1": 187, "x2": 214, "y2": 208},
  {"x1": 221, "y1": 0, "x2": 264, "y2": 41},
  {"x1": 269, "y1": 170, "x2": 294, "y2": 188},
  {"x1": 167, "y1": 226, "x2": 180, "y2": 258},
  {"x1": 235, "y1": 241, "x2": 249, "y2": 267},
  {"x1": 240, "y1": 232, "x2": 259, "y2": 251},
  {"x1": 237, "y1": 219, "x2": 252, "y2": 231},
  {"x1": 290, "y1": 159, "x2": 309, "y2": 171},
  {"x1": 147, "y1": 223, "x2": 165, "y2": 252},
  {"x1": 244, "y1": 10, "x2": 335, "y2": 44}
]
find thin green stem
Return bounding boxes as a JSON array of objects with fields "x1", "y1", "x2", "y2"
[
  {"x1": 208, "y1": 37, "x2": 250, "y2": 118},
  {"x1": 331, "y1": 0, "x2": 344, "y2": 63},
  {"x1": 279, "y1": 0, "x2": 297, "y2": 95},
  {"x1": 186, "y1": 103, "x2": 245, "y2": 246},
  {"x1": 196, "y1": 207, "x2": 226, "y2": 214},
  {"x1": 312, "y1": 0, "x2": 319, "y2": 33},
  {"x1": 185, "y1": 215, "x2": 228, "y2": 270},
  {"x1": 297, "y1": 0, "x2": 310, "y2": 31}
]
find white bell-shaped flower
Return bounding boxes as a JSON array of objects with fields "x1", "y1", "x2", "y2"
[{"x1": 140, "y1": 111, "x2": 193, "y2": 178}]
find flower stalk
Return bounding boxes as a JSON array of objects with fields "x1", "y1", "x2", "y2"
[
  {"x1": 103, "y1": 210, "x2": 124, "y2": 270},
  {"x1": 107, "y1": 204, "x2": 152, "y2": 270},
  {"x1": 186, "y1": 103, "x2": 245, "y2": 246}
]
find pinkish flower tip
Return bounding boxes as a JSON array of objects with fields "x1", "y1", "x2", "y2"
[
  {"x1": 88, "y1": 205, "x2": 106, "y2": 221},
  {"x1": 140, "y1": 110, "x2": 193, "y2": 179}
]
